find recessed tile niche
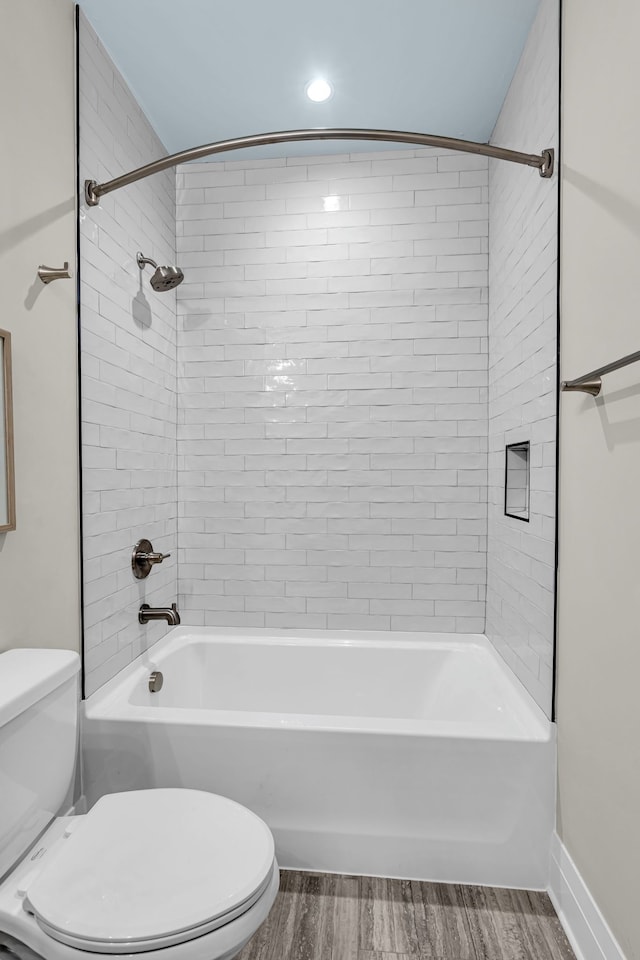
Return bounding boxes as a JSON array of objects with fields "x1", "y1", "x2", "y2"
[{"x1": 505, "y1": 442, "x2": 530, "y2": 522}]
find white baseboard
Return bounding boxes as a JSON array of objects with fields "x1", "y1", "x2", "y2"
[{"x1": 548, "y1": 832, "x2": 627, "y2": 960}]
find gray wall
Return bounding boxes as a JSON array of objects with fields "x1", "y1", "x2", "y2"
[
  {"x1": 557, "y1": 0, "x2": 640, "y2": 954},
  {"x1": 0, "y1": 0, "x2": 81, "y2": 658}
]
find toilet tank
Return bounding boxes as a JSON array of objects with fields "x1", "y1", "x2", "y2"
[{"x1": 0, "y1": 649, "x2": 80, "y2": 880}]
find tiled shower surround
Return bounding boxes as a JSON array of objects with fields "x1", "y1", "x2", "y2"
[
  {"x1": 79, "y1": 11, "x2": 557, "y2": 715},
  {"x1": 176, "y1": 152, "x2": 489, "y2": 633},
  {"x1": 79, "y1": 15, "x2": 178, "y2": 696},
  {"x1": 487, "y1": 0, "x2": 558, "y2": 715}
]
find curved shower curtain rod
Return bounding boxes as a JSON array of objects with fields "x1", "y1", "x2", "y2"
[{"x1": 84, "y1": 127, "x2": 554, "y2": 206}]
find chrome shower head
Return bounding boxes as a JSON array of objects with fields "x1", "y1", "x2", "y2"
[{"x1": 136, "y1": 252, "x2": 184, "y2": 292}]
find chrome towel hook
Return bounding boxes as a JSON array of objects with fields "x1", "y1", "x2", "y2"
[{"x1": 37, "y1": 262, "x2": 72, "y2": 284}]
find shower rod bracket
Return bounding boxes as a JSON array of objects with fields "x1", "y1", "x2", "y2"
[
  {"x1": 84, "y1": 129, "x2": 555, "y2": 207},
  {"x1": 85, "y1": 180, "x2": 100, "y2": 206},
  {"x1": 540, "y1": 149, "x2": 554, "y2": 178}
]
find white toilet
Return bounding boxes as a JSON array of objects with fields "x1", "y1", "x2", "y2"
[{"x1": 0, "y1": 649, "x2": 279, "y2": 960}]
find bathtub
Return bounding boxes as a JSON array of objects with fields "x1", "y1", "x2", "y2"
[{"x1": 82, "y1": 628, "x2": 555, "y2": 889}]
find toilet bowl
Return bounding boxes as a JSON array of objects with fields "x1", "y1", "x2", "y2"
[{"x1": 0, "y1": 649, "x2": 279, "y2": 960}]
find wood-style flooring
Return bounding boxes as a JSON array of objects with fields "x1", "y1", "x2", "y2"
[{"x1": 238, "y1": 871, "x2": 576, "y2": 960}]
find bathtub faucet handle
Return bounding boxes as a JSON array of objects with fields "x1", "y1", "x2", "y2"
[
  {"x1": 132, "y1": 539, "x2": 172, "y2": 579},
  {"x1": 145, "y1": 551, "x2": 171, "y2": 564}
]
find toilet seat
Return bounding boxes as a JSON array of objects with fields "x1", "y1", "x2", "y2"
[{"x1": 24, "y1": 789, "x2": 275, "y2": 954}]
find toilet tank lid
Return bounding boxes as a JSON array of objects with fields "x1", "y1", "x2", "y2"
[{"x1": 0, "y1": 649, "x2": 80, "y2": 728}]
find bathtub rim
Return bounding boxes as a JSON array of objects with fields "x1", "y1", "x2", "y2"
[{"x1": 83, "y1": 627, "x2": 553, "y2": 743}]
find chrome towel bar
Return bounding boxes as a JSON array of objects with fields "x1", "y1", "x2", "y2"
[{"x1": 561, "y1": 348, "x2": 640, "y2": 397}]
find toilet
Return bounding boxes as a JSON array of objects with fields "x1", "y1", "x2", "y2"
[{"x1": 0, "y1": 649, "x2": 279, "y2": 960}]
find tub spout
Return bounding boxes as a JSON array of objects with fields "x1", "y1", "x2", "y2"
[{"x1": 139, "y1": 603, "x2": 181, "y2": 625}]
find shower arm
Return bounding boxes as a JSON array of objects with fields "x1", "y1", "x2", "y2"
[
  {"x1": 136, "y1": 252, "x2": 158, "y2": 270},
  {"x1": 84, "y1": 127, "x2": 554, "y2": 206}
]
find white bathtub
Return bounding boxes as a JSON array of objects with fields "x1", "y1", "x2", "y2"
[{"x1": 82, "y1": 628, "x2": 555, "y2": 889}]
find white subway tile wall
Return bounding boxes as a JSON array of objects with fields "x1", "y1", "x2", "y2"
[
  {"x1": 486, "y1": 0, "x2": 559, "y2": 715},
  {"x1": 79, "y1": 14, "x2": 178, "y2": 696},
  {"x1": 79, "y1": 10, "x2": 558, "y2": 705},
  {"x1": 176, "y1": 149, "x2": 489, "y2": 632}
]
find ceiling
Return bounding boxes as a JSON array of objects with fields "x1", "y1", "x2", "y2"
[{"x1": 78, "y1": 0, "x2": 541, "y2": 160}]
